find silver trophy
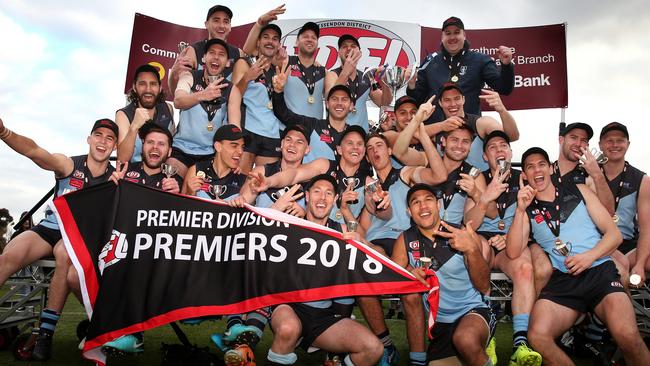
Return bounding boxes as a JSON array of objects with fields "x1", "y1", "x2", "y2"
[
  {"x1": 161, "y1": 163, "x2": 177, "y2": 179},
  {"x1": 497, "y1": 159, "x2": 511, "y2": 176},
  {"x1": 365, "y1": 179, "x2": 380, "y2": 194},
  {"x1": 346, "y1": 220, "x2": 359, "y2": 232},
  {"x1": 178, "y1": 41, "x2": 190, "y2": 54},
  {"x1": 583, "y1": 148, "x2": 608, "y2": 165},
  {"x1": 382, "y1": 63, "x2": 418, "y2": 106},
  {"x1": 344, "y1": 177, "x2": 360, "y2": 190},
  {"x1": 209, "y1": 184, "x2": 227, "y2": 199},
  {"x1": 469, "y1": 167, "x2": 481, "y2": 178},
  {"x1": 417, "y1": 256, "x2": 432, "y2": 269},
  {"x1": 271, "y1": 186, "x2": 291, "y2": 201},
  {"x1": 207, "y1": 74, "x2": 222, "y2": 84}
]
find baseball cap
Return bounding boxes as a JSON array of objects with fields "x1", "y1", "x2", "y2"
[
  {"x1": 309, "y1": 173, "x2": 338, "y2": 192},
  {"x1": 213, "y1": 124, "x2": 247, "y2": 143},
  {"x1": 281, "y1": 124, "x2": 309, "y2": 141},
  {"x1": 204, "y1": 38, "x2": 230, "y2": 58},
  {"x1": 138, "y1": 123, "x2": 173, "y2": 144},
  {"x1": 406, "y1": 183, "x2": 437, "y2": 205},
  {"x1": 327, "y1": 84, "x2": 352, "y2": 100},
  {"x1": 133, "y1": 64, "x2": 161, "y2": 83},
  {"x1": 483, "y1": 130, "x2": 510, "y2": 151},
  {"x1": 394, "y1": 95, "x2": 418, "y2": 111},
  {"x1": 560, "y1": 122, "x2": 594, "y2": 140},
  {"x1": 439, "y1": 82, "x2": 464, "y2": 97},
  {"x1": 260, "y1": 23, "x2": 282, "y2": 39},
  {"x1": 442, "y1": 16, "x2": 464, "y2": 31},
  {"x1": 521, "y1": 147, "x2": 551, "y2": 166},
  {"x1": 298, "y1": 22, "x2": 320, "y2": 38},
  {"x1": 600, "y1": 122, "x2": 629, "y2": 140},
  {"x1": 206, "y1": 5, "x2": 233, "y2": 21},
  {"x1": 339, "y1": 125, "x2": 367, "y2": 144},
  {"x1": 338, "y1": 34, "x2": 360, "y2": 48},
  {"x1": 91, "y1": 119, "x2": 119, "y2": 139}
]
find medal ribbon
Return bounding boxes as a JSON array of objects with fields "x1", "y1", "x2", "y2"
[
  {"x1": 601, "y1": 161, "x2": 629, "y2": 213},
  {"x1": 533, "y1": 186, "x2": 561, "y2": 238},
  {"x1": 297, "y1": 59, "x2": 317, "y2": 96}
]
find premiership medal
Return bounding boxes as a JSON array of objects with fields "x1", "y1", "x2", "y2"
[
  {"x1": 308, "y1": 95, "x2": 315, "y2": 104},
  {"x1": 613, "y1": 214, "x2": 619, "y2": 223},
  {"x1": 267, "y1": 101, "x2": 273, "y2": 110},
  {"x1": 206, "y1": 122, "x2": 214, "y2": 132},
  {"x1": 451, "y1": 75, "x2": 459, "y2": 83},
  {"x1": 554, "y1": 238, "x2": 570, "y2": 256},
  {"x1": 335, "y1": 210, "x2": 342, "y2": 220},
  {"x1": 498, "y1": 220, "x2": 506, "y2": 231}
]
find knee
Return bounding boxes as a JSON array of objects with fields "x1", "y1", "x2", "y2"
[
  {"x1": 402, "y1": 293, "x2": 423, "y2": 309},
  {"x1": 612, "y1": 328, "x2": 643, "y2": 354},
  {"x1": 528, "y1": 327, "x2": 550, "y2": 351},
  {"x1": 452, "y1": 331, "x2": 482, "y2": 355},
  {"x1": 67, "y1": 267, "x2": 79, "y2": 288},
  {"x1": 273, "y1": 320, "x2": 300, "y2": 342},
  {"x1": 53, "y1": 244, "x2": 70, "y2": 264},
  {"x1": 362, "y1": 336, "x2": 384, "y2": 362},
  {"x1": 513, "y1": 261, "x2": 534, "y2": 283}
]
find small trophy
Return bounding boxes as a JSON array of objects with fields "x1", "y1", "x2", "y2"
[
  {"x1": 271, "y1": 186, "x2": 291, "y2": 201},
  {"x1": 417, "y1": 256, "x2": 432, "y2": 269},
  {"x1": 497, "y1": 159, "x2": 511, "y2": 176},
  {"x1": 382, "y1": 63, "x2": 418, "y2": 106},
  {"x1": 209, "y1": 184, "x2": 227, "y2": 199},
  {"x1": 345, "y1": 220, "x2": 358, "y2": 232},
  {"x1": 469, "y1": 167, "x2": 481, "y2": 178},
  {"x1": 580, "y1": 148, "x2": 608, "y2": 169},
  {"x1": 344, "y1": 177, "x2": 360, "y2": 204},
  {"x1": 162, "y1": 163, "x2": 177, "y2": 179},
  {"x1": 178, "y1": 41, "x2": 190, "y2": 54},
  {"x1": 553, "y1": 238, "x2": 571, "y2": 257},
  {"x1": 365, "y1": 179, "x2": 380, "y2": 195}
]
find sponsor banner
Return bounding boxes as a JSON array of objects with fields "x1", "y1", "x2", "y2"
[
  {"x1": 421, "y1": 24, "x2": 568, "y2": 109},
  {"x1": 51, "y1": 181, "x2": 437, "y2": 365},
  {"x1": 125, "y1": 13, "x2": 566, "y2": 110}
]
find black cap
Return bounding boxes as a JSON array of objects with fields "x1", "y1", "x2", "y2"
[
  {"x1": 260, "y1": 23, "x2": 282, "y2": 39},
  {"x1": 560, "y1": 122, "x2": 594, "y2": 140},
  {"x1": 338, "y1": 34, "x2": 360, "y2": 48},
  {"x1": 442, "y1": 16, "x2": 464, "y2": 30},
  {"x1": 406, "y1": 183, "x2": 437, "y2": 206},
  {"x1": 439, "y1": 82, "x2": 464, "y2": 97},
  {"x1": 91, "y1": 119, "x2": 119, "y2": 138},
  {"x1": 340, "y1": 125, "x2": 367, "y2": 144},
  {"x1": 281, "y1": 124, "x2": 309, "y2": 141},
  {"x1": 483, "y1": 130, "x2": 510, "y2": 151},
  {"x1": 133, "y1": 64, "x2": 161, "y2": 83},
  {"x1": 138, "y1": 123, "x2": 173, "y2": 144},
  {"x1": 600, "y1": 122, "x2": 629, "y2": 140},
  {"x1": 206, "y1": 5, "x2": 233, "y2": 21},
  {"x1": 204, "y1": 38, "x2": 230, "y2": 58},
  {"x1": 327, "y1": 84, "x2": 352, "y2": 99},
  {"x1": 521, "y1": 147, "x2": 551, "y2": 166},
  {"x1": 298, "y1": 22, "x2": 320, "y2": 38},
  {"x1": 213, "y1": 124, "x2": 246, "y2": 143},
  {"x1": 394, "y1": 95, "x2": 418, "y2": 111},
  {"x1": 309, "y1": 173, "x2": 339, "y2": 192}
]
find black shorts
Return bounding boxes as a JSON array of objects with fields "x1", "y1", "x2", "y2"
[
  {"x1": 427, "y1": 307, "x2": 495, "y2": 362},
  {"x1": 243, "y1": 129, "x2": 281, "y2": 158},
  {"x1": 371, "y1": 238, "x2": 397, "y2": 257},
  {"x1": 170, "y1": 147, "x2": 212, "y2": 168},
  {"x1": 287, "y1": 303, "x2": 343, "y2": 350},
  {"x1": 30, "y1": 224, "x2": 62, "y2": 247},
  {"x1": 619, "y1": 238, "x2": 637, "y2": 254},
  {"x1": 539, "y1": 261, "x2": 626, "y2": 313},
  {"x1": 477, "y1": 231, "x2": 504, "y2": 254}
]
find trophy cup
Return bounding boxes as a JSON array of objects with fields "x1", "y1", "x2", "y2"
[
  {"x1": 468, "y1": 167, "x2": 481, "y2": 178},
  {"x1": 553, "y1": 239, "x2": 571, "y2": 257},
  {"x1": 209, "y1": 184, "x2": 227, "y2": 199},
  {"x1": 161, "y1": 163, "x2": 177, "y2": 179},
  {"x1": 178, "y1": 41, "x2": 190, "y2": 54},
  {"x1": 497, "y1": 159, "x2": 511, "y2": 176},
  {"x1": 346, "y1": 220, "x2": 359, "y2": 232},
  {"x1": 343, "y1": 177, "x2": 360, "y2": 204},
  {"x1": 417, "y1": 256, "x2": 432, "y2": 269},
  {"x1": 271, "y1": 186, "x2": 291, "y2": 201},
  {"x1": 383, "y1": 63, "x2": 418, "y2": 106},
  {"x1": 365, "y1": 179, "x2": 380, "y2": 195}
]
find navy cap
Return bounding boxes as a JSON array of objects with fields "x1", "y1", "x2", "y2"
[
  {"x1": 483, "y1": 130, "x2": 510, "y2": 151},
  {"x1": 281, "y1": 124, "x2": 310, "y2": 141},
  {"x1": 600, "y1": 122, "x2": 629, "y2": 140},
  {"x1": 309, "y1": 173, "x2": 338, "y2": 192},
  {"x1": 206, "y1": 5, "x2": 233, "y2": 21},
  {"x1": 91, "y1": 119, "x2": 119, "y2": 139},
  {"x1": 394, "y1": 95, "x2": 418, "y2": 111},
  {"x1": 560, "y1": 122, "x2": 594, "y2": 140},
  {"x1": 338, "y1": 34, "x2": 360, "y2": 48},
  {"x1": 260, "y1": 23, "x2": 282, "y2": 39},
  {"x1": 327, "y1": 84, "x2": 352, "y2": 99},
  {"x1": 298, "y1": 22, "x2": 320, "y2": 38},
  {"x1": 213, "y1": 124, "x2": 246, "y2": 143},
  {"x1": 406, "y1": 183, "x2": 437, "y2": 206},
  {"x1": 340, "y1": 125, "x2": 367, "y2": 144},
  {"x1": 442, "y1": 16, "x2": 464, "y2": 30},
  {"x1": 204, "y1": 38, "x2": 230, "y2": 58},
  {"x1": 521, "y1": 147, "x2": 551, "y2": 166}
]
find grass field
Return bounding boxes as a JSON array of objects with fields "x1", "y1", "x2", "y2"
[{"x1": 0, "y1": 293, "x2": 596, "y2": 365}]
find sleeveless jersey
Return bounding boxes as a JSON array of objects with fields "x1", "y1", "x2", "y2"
[
  {"x1": 605, "y1": 162, "x2": 645, "y2": 240},
  {"x1": 118, "y1": 101, "x2": 175, "y2": 163},
  {"x1": 327, "y1": 159, "x2": 372, "y2": 224},
  {"x1": 192, "y1": 40, "x2": 240, "y2": 80},
  {"x1": 254, "y1": 161, "x2": 306, "y2": 209},
  {"x1": 366, "y1": 168, "x2": 412, "y2": 241},
  {"x1": 478, "y1": 168, "x2": 521, "y2": 234},
  {"x1": 194, "y1": 159, "x2": 245, "y2": 201},
  {"x1": 123, "y1": 162, "x2": 183, "y2": 189},
  {"x1": 285, "y1": 56, "x2": 326, "y2": 119},
  {"x1": 331, "y1": 67, "x2": 371, "y2": 131},
  {"x1": 242, "y1": 64, "x2": 282, "y2": 138},
  {"x1": 431, "y1": 161, "x2": 474, "y2": 226}
]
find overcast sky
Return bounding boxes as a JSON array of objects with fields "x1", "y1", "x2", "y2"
[{"x1": 1, "y1": 0, "x2": 649, "y2": 224}]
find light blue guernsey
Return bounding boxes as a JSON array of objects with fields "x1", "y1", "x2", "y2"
[
  {"x1": 284, "y1": 56, "x2": 326, "y2": 119},
  {"x1": 255, "y1": 161, "x2": 306, "y2": 209},
  {"x1": 366, "y1": 168, "x2": 412, "y2": 242},
  {"x1": 526, "y1": 185, "x2": 609, "y2": 273},
  {"x1": 431, "y1": 161, "x2": 474, "y2": 227},
  {"x1": 326, "y1": 160, "x2": 372, "y2": 224},
  {"x1": 403, "y1": 225, "x2": 487, "y2": 323},
  {"x1": 174, "y1": 70, "x2": 231, "y2": 156},
  {"x1": 118, "y1": 101, "x2": 175, "y2": 163},
  {"x1": 331, "y1": 67, "x2": 371, "y2": 131},
  {"x1": 242, "y1": 65, "x2": 282, "y2": 139},
  {"x1": 605, "y1": 162, "x2": 645, "y2": 241},
  {"x1": 478, "y1": 169, "x2": 521, "y2": 235}
]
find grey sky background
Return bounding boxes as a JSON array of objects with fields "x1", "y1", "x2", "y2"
[{"x1": 1, "y1": 0, "x2": 649, "y2": 223}]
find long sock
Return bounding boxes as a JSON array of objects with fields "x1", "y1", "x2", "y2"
[
  {"x1": 585, "y1": 314, "x2": 605, "y2": 342},
  {"x1": 39, "y1": 309, "x2": 60, "y2": 337},
  {"x1": 343, "y1": 354, "x2": 356, "y2": 366},
  {"x1": 376, "y1": 329, "x2": 393, "y2": 347},
  {"x1": 409, "y1": 351, "x2": 427, "y2": 365},
  {"x1": 226, "y1": 314, "x2": 243, "y2": 330},
  {"x1": 244, "y1": 311, "x2": 267, "y2": 338},
  {"x1": 267, "y1": 350, "x2": 297, "y2": 365},
  {"x1": 512, "y1": 313, "x2": 530, "y2": 348}
]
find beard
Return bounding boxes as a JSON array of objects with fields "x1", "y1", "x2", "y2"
[{"x1": 138, "y1": 93, "x2": 157, "y2": 109}]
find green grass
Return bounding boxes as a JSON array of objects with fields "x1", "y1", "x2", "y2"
[{"x1": 0, "y1": 295, "x2": 593, "y2": 365}]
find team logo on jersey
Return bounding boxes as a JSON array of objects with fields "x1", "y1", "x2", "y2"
[
  {"x1": 194, "y1": 85, "x2": 204, "y2": 92},
  {"x1": 126, "y1": 171, "x2": 140, "y2": 179},
  {"x1": 69, "y1": 178, "x2": 84, "y2": 189},
  {"x1": 98, "y1": 229, "x2": 128, "y2": 275},
  {"x1": 320, "y1": 129, "x2": 333, "y2": 143},
  {"x1": 281, "y1": 20, "x2": 418, "y2": 70},
  {"x1": 409, "y1": 240, "x2": 420, "y2": 250},
  {"x1": 459, "y1": 65, "x2": 467, "y2": 76},
  {"x1": 610, "y1": 281, "x2": 623, "y2": 288},
  {"x1": 534, "y1": 214, "x2": 544, "y2": 224},
  {"x1": 73, "y1": 170, "x2": 85, "y2": 179}
]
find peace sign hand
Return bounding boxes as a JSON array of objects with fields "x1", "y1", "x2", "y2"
[
  {"x1": 109, "y1": 161, "x2": 129, "y2": 185},
  {"x1": 272, "y1": 58, "x2": 290, "y2": 93},
  {"x1": 434, "y1": 220, "x2": 481, "y2": 254}
]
